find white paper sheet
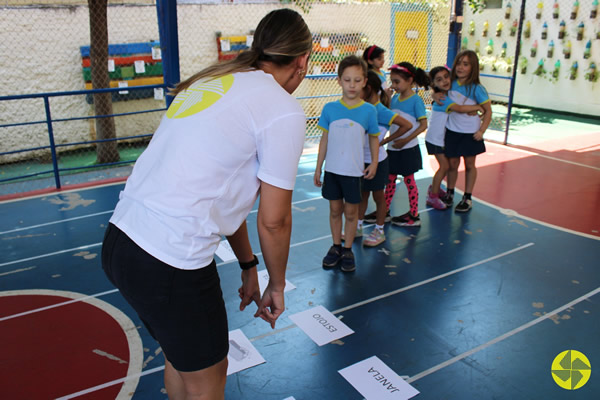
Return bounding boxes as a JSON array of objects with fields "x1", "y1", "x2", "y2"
[
  {"x1": 107, "y1": 59, "x2": 115, "y2": 72},
  {"x1": 215, "y1": 240, "x2": 236, "y2": 262},
  {"x1": 338, "y1": 356, "x2": 419, "y2": 400},
  {"x1": 152, "y1": 47, "x2": 162, "y2": 60},
  {"x1": 134, "y1": 60, "x2": 145, "y2": 74},
  {"x1": 118, "y1": 81, "x2": 128, "y2": 95},
  {"x1": 257, "y1": 269, "x2": 296, "y2": 295},
  {"x1": 154, "y1": 88, "x2": 164, "y2": 100},
  {"x1": 288, "y1": 305, "x2": 354, "y2": 346},
  {"x1": 226, "y1": 329, "x2": 266, "y2": 375}
]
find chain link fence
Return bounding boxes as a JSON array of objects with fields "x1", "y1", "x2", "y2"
[{"x1": 1, "y1": 0, "x2": 452, "y2": 196}]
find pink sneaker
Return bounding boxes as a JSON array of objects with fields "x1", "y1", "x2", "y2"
[{"x1": 426, "y1": 193, "x2": 448, "y2": 210}]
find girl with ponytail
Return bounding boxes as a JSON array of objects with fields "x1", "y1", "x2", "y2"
[
  {"x1": 102, "y1": 9, "x2": 312, "y2": 399},
  {"x1": 379, "y1": 62, "x2": 430, "y2": 227},
  {"x1": 359, "y1": 71, "x2": 411, "y2": 246}
]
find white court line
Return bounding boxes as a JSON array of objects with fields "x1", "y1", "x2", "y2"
[
  {"x1": 51, "y1": 241, "x2": 535, "y2": 399},
  {"x1": 0, "y1": 175, "x2": 322, "y2": 236},
  {"x1": 0, "y1": 242, "x2": 102, "y2": 268},
  {"x1": 55, "y1": 366, "x2": 165, "y2": 400},
  {"x1": 406, "y1": 285, "x2": 600, "y2": 383},
  {"x1": 0, "y1": 210, "x2": 114, "y2": 236},
  {"x1": 0, "y1": 288, "x2": 119, "y2": 322},
  {"x1": 487, "y1": 141, "x2": 600, "y2": 172}
]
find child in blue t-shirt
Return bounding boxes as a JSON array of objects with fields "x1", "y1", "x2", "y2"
[
  {"x1": 379, "y1": 62, "x2": 430, "y2": 227},
  {"x1": 425, "y1": 66, "x2": 484, "y2": 210},
  {"x1": 434, "y1": 51, "x2": 492, "y2": 213},
  {"x1": 314, "y1": 55, "x2": 379, "y2": 272},
  {"x1": 362, "y1": 45, "x2": 388, "y2": 88},
  {"x1": 359, "y1": 70, "x2": 411, "y2": 247}
]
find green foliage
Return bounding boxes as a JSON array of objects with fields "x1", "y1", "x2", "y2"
[{"x1": 467, "y1": 0, "x2": 487, "y2": 14}]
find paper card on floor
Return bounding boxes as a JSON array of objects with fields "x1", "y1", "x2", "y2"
[
  {"x1": 288, "y1": 305, "x2": 353, "y2": 346},
  {"x1": 215, "y1": 240, "x2": 236, "y2": 262},
  {"x1": 338, "y1": 356, "x2": 419, "y2": 400},
  {"x1": 257, "y1": 269, "x2": 296, "y2": 295},
  {"x1": 226, "y1": 329, "x2": 265, "y2": 375}
]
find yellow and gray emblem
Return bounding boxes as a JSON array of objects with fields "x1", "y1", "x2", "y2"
[
  {"x1": 551, "y1": 350, "x2": 591, "y2": 390},
  {"x1": 167, "y1": 74, "x2": 234, "y2": 119}
]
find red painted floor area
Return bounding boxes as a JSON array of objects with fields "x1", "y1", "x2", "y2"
[
  {"x1": 432, "y1": 138, "x2": 600, "y2": 237},
  {"x1": 0, "y1": 295, "x2": 130, "y2": 399}
]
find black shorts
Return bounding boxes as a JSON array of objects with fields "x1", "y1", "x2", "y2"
[
  {"x1": 102, "y1": 223, "x2": 229, "y2": 372},
  {"x1": 362, "y1": 157, "x2": 389, "y2": 192},
  {"x1": 387, "y1": 146, "x2": 423, "y2": 176},
  {"x1": 444, "y1": 128, "x2": 486, "y2": 157},
  {"x1": 426, "y1": 141, "x2": 445, "y2": 155},
  {"x1": 322, "y1": 171, "x2": 362, "y2": 204}
]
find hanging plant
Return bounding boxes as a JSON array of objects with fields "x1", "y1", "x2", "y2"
[{"x1": 468, "y1": 0, "x2": 487, "y2": 14}]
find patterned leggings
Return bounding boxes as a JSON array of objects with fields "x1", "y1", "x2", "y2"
[{"x1": 384, "y1": 174, "x2": 419, "y2": 216}]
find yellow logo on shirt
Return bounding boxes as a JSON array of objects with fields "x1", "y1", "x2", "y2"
[{"x1": 167, "y1": 74, "x2": 234, "y2": 119}]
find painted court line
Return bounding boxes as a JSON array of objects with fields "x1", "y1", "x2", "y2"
[
  {"x1": 55, "y1": 365, "x2": 165, "y2": 400},
  {"x1": 0, "y1": 210, "x2": 114, "y2": 236},
  {"x1": 487, "y1": 141, "x2": 600, "y2": 172},
  {"x1": 0, "y1": 288, "x2": 119, "y2": 322},
  {"x1": 407, "y1": 285, "x2": 600, "y2": 383},
  {"x1": 0, "y1": 242, "x2": 103, "y2": 268},
  {"x1": 51, "y1": 241, "x2": 535, "y2": 399}
]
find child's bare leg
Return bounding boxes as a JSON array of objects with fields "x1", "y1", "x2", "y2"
[
  {"x1": 446, "y1": 157, "x2": 460, "y2": 190},
  {"x1": 343, "y1": 202, "x2": 359, "y2": 247},
  {"x1": 432, "y1": 153, "x2": 450, "y2": 194},
  {"x1": 464, "y1": 156, "x2": 477, "y2": 193},
  {"x1": 329, "y1": 200, "x2": 344, "y2": 245},
  {"x1": 359, "y1": 191, "x2": 370, "y2": 220},
  {"x1": 373, "y1": 190, "x2": 386, "y2": 226}
]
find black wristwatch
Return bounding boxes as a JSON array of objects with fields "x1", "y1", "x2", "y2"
[{"x1": 239, "y1": 254, "x2": 259, "y2": 270}]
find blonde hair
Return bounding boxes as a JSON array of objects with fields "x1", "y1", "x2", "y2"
[{"x1": 171, "y1": 9, "x2": 312, "y2": 96}]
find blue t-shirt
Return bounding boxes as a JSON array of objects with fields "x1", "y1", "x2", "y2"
[
  {"x1": 447, "y1": 81, "x2": 489, "y2": 133},
  {"x1": 426, "y1": 95, "x2": 455, "y2": 147},
  {"x1": 363, "y1": 102, "x2": 397, "y2": 163},
  {"x1": 388, "y1": 93, "x2": 427, "y2": 151},
  {"x1": 318, "y1": 100, "x2": 379, "y2": 177}
]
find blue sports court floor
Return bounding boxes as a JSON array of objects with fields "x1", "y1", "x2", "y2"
[{"x1": 1, "y1": 142, "x2": 599, "y2": 399}]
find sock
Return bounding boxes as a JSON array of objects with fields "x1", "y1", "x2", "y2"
[
  {"x1": 333, "y1": 243, "x2": 342, "y2": 249},
  {"x1": 342, "y1": 246, "x2": 353, "y2": 253},
  {"x1": 357, "y1": 219, "x2": 363, "y2": 228},
  {"x1": 375, "y1": 224, "x2": 384, "y2": 231},
  {"x1": 384, "y1": 174, "x2": 397, "y2": 210},
  {"x1": 404, "y1": 174, "x2": 419, "y2": 216},
  {"x1": 447, "y1": 188, "x2": 455, "y2": 197},
  {"x1": 464, "y1": 192, "x2": 472, "y2": 200}
]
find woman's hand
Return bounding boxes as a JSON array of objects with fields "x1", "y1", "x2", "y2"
[
  {"x1": 238, "y1": 268, "x2": 261, "y2": 312},
  {"x1": 255, "y1": 283, "x2": 285, "y2": 329}
]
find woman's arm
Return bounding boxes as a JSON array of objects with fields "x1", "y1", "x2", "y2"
[
  {"x1": 392, "y1": 119, "x2": 427, "y2": 149},
  {"x1": 256, "y1": 181, "x2": 293, "y2": 328},
  {"x1": 474, "y1": 101, "x2": 492, "y2": 141},
  {"x1": 313, "y1": 130, "x2": 328, "y2": 187},
  {"x1": 226, "y1": 221, "x2": 260, "y2": 312},
  {"x1": 381, "y1": 115, "x2": 411, "y2": 146}
]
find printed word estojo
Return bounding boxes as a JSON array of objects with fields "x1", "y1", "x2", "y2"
[
  {"x1": 312, "y1": 313, "x2": 338, "y2": 332},
  {"x1": 368, "y1": 367, "x2": 401, "y2": 393}
]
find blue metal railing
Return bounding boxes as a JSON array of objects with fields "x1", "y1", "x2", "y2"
[{"x1": 0, "y1": 84, "x2": 167, "y2": 190}]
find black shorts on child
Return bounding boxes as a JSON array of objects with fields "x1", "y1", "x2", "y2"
[
  {"x1": 426, "y1": 141, "x2": 445, "y2": 155},
  {"x1": 322, "y1": 171, "x2": 362, "y2": 204},
  {"x1": 362, "y1": 157, "x2": 389, "y2": 192},
  {"x1": 444, "y1": 128, "x2": 486, "y2": 157},
  {"x1": 102, "y1": 223, "x2": 229, "y2": 372},
  {"x1": 387, "y1": 146, "x2": 423, "y2": 176}
]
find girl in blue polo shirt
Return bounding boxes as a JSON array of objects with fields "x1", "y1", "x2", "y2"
[
  {"x1": 359, "y1": 70, "x2": 411, "y2": 246},
  {"x1": 443, "y1": 50, "x2": 492, "y2": 212},
  {"x1": 381, "y1": 62, "x2": 430, "y2": 227},
  {"x1": 362, "y1": 45, "x2": 388, "y2": 88},
  {"x1": 426, "y1": 65, "x2": 485, "y2": 210}
]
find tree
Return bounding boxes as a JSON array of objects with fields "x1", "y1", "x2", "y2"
[{"x1": 88, "y1": 0, "x2": 119, "y2": 164}]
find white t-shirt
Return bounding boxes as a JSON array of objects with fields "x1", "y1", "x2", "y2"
[{"x1": 110, "y1": 70, "x2": 306, "y2": 270}]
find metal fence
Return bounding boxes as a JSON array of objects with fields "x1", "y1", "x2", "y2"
[{"x1": 0, "y1": 0, "x2": 459, "y2": 197}]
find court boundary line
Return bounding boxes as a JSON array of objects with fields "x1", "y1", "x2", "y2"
[
  {"x1": 486, "y1": 141, "x2": 600, "y2": 172},
  {"x1": 49, "y1": 241, "x2": 535, "y2": 399},
  {"x1": 407, "y1": 285, "x2": 600, "y2": 383}
]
